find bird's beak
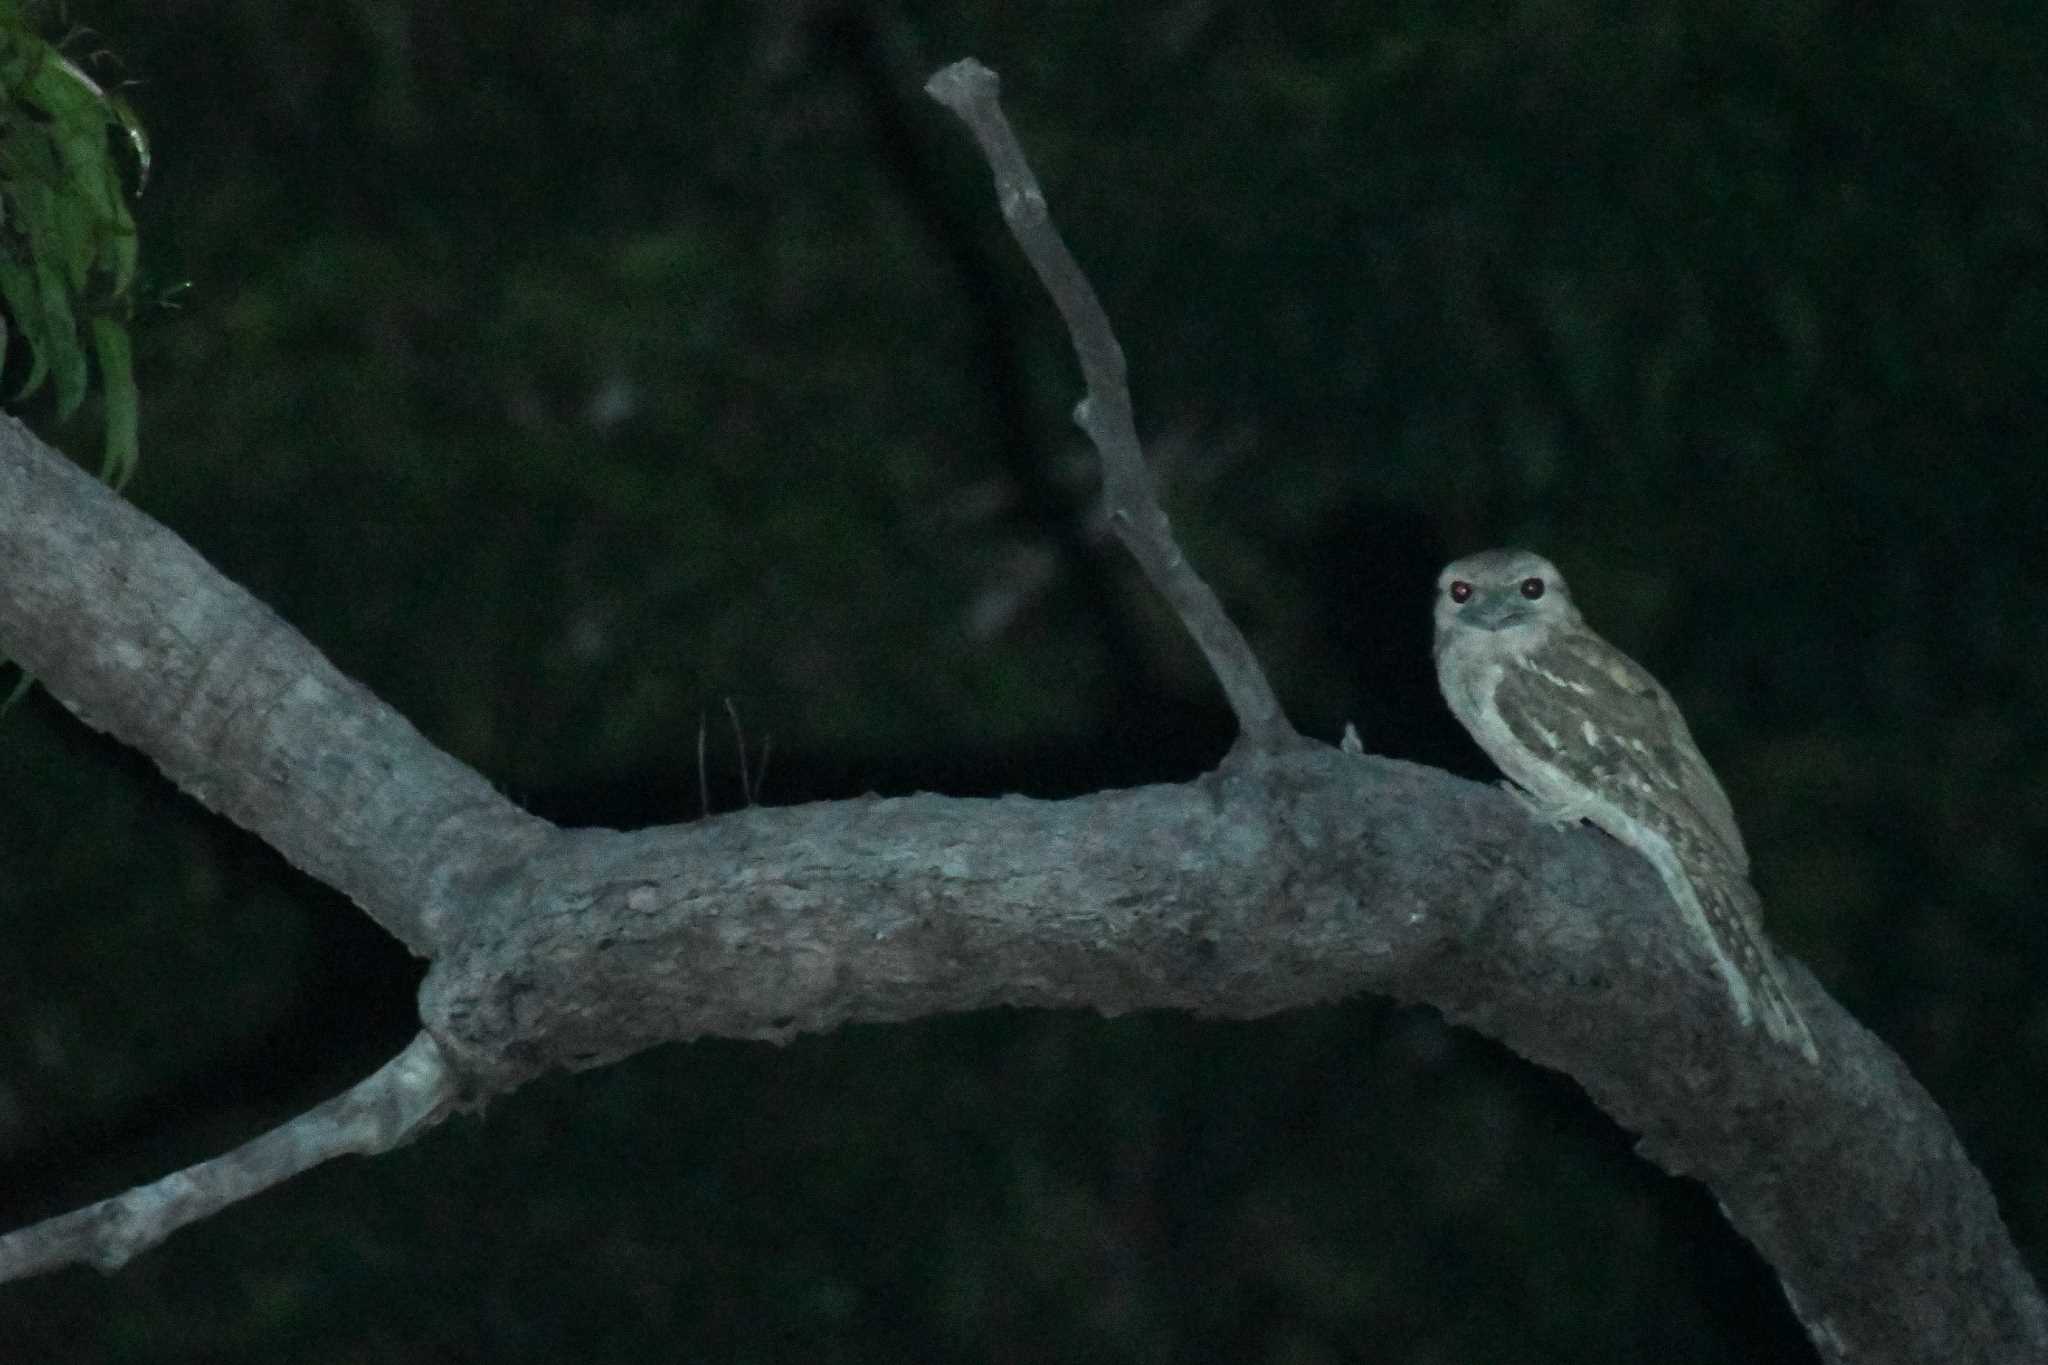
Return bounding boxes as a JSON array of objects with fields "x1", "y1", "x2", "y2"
[{"x1": 1464, "y1": 595, "x2": 1537, "y2": 631}]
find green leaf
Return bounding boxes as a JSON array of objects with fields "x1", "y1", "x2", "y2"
[
  {"x1": 103, "y1": 210, "x2": 138, "y2": 297},
  {"x1": 104, "y1": 92, "x2": 151, "y2": 194},
  {"x1": 0, "y1": 254, "x2": 50, "y2": 401},
  {"x1": 33, "y1": 252, "x2": 86, "y2": 419},
  {"x1": 0, "y1": 18, "x2": 150, "y2": 476},
  {"x1": 90, "y1": 314, "x2": 135, "y2": 486}
]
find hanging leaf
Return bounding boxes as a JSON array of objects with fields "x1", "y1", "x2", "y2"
[
  {"x1": 90, "y1": 315, "x2": 136, "y2": 486},
  {"x1": 0, "y1": 12, "x2": 151, "y2": 477},
  {"x1": 104, "y1": 92, "x2": 152, "y2": 195},
  {"x1": 0, "y1": 255, "x2": 49, "y2": 400},
  {"x1": 34, "y1": 253, "x2": 86, "y2": 419}
]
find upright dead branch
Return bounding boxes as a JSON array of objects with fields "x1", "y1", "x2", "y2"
[{"x1": 925, "y1": 58, "x2": 1299, "y2": 755}]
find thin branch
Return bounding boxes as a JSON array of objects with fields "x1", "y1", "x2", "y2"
[
  {"x1": 724, "y1": 696, "x2": 751, "y2": 806},
  {"x1": 0, "y1": 1032, "x2": 460, "y2": 1278},
  {"x1": 924, "y1": 58, "x2": 1298, "y2": 755},
  {"x1": 696, "y1": 711, "x2": 711, "y2": 820}
]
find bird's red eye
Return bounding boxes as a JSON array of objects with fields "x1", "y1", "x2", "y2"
[
  {"x1": 1520, "y1": 577, "x2": 1545, "y2": 600},
  {"x1": 1449, "y1": 580, "x2": 1473, "y2": 604}
]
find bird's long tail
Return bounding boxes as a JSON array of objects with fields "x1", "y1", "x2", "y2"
[{"x1": 1663, "y1": 850, "x2": 1822, "y2": 1065}]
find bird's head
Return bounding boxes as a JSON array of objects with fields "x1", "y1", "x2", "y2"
[{"x1": 1433, "y1": 547, "x2": 1584, "y2": 658}]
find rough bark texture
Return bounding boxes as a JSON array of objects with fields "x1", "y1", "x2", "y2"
[
  {"x1": 0, "y1": 416, "x2": 550, "y2": 955},
  {"x1": 412, "y1": 753, "x2": 2042, "y2": 1364},
  {"x1": 0, "y1": 419, "x2": 2040, "y2": 1359}
]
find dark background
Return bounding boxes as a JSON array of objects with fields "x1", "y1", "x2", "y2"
[{"x1": 1, "y1": 3, "x2": 2043, "y2": 1361}]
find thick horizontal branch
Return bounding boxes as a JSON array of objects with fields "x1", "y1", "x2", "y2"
[
  {"x1": 0, "y1": 419, "x2": 550, "y2": 954},
  {"x1": 403, "y1": 748, "x2": 2041, "y2": 1365}
]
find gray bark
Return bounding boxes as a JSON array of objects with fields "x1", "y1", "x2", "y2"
[{"x1": 0, "y1": 413, "x2": 2039, "y2": 1358}]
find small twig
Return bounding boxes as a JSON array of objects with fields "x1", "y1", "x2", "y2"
[
  {"x1": 724, "y1": 697, "x2": 751, "y2": 806},
  {"x1": 696, "y1": 713, "x2": 710, "y2": 820},
  {"x1": 924, "y1": 58, "x2": 1300, "y2": 755},
  {"x1": 0, "y1": 1032, "x2": 459, "y2": 1280}
]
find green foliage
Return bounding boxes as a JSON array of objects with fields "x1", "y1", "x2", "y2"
[{"x1": 0, "y1": 0, "x2": 147, "y2": 484}]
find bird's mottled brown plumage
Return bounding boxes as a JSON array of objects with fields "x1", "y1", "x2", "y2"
[{"x1": 1433, "y1": 548, "x2": 1817, "y2": 1063}]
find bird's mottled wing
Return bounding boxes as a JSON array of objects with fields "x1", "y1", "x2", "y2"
[{"x1": 1491, "y1": 627, "x2": 1750, "y2": 870}]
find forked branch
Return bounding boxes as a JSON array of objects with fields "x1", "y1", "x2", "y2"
[{"x1": 0, "y1": 59, "x2": 2040, "y2": 1365}]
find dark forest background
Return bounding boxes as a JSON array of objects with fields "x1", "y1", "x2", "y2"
[{"x1": 1, "y1": 3, "x2": 2043, "y2": 1361}]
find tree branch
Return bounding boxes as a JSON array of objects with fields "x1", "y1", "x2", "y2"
[
  {"x1": 0, "y1": 416, "x2": 552, "y2": 956},
  {"x1": 0, "y1": 1032, "x2": 458, "y2": 1278},
  {"x1": 0, "y1": 69, "x2": 2036, "y2": 1362},
  {"x1": 418, "y1": 761, "x2": 2040, "y2": 1365},
  {"x1": 925, "y1": 58, "x2": 1298, "y2": 755},
  {"x1": 3, "y1": 710, "x2": 2037, "y2": 1359}
]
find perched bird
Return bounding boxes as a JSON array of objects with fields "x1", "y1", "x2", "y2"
[{"x1": 1432, "y1": 547, "x2": 1818, "y2": 1063}]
